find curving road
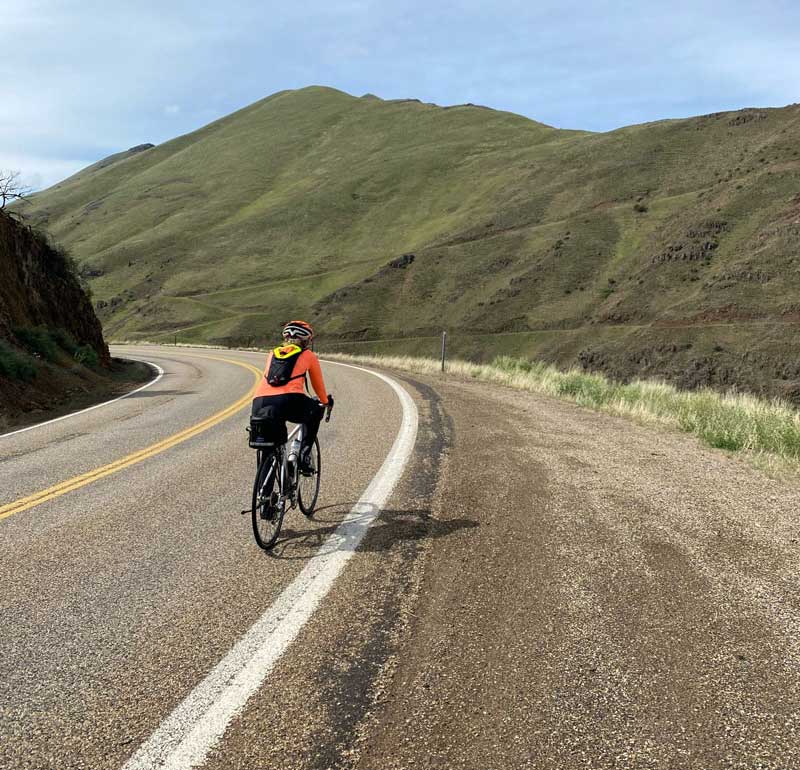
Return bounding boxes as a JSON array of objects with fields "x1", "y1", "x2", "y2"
[
  {"x1": 3, "y1": 345, "x2": 800, "y2": 770},
  {"x1": 0, "y1": 345, "x2": 411, "y2": 769}
]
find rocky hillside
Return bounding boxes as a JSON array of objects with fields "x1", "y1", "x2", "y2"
[
  {"x1": 0, "y1": 210, "x2": 119, "y2": 425},
  {"x1": 0, "y1": 212, "x2": 108, "y2": 355},
  {"x1": 21, "y1": 86, "x2": 800, "y2": 400}
]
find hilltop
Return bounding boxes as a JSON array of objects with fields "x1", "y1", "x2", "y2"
[{"x1": 22, "y1": 86, "x2": 800, "y2": 399}]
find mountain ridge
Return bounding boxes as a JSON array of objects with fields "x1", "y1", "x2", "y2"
[{"x1": 22, "y1": 86, "x2": 800, "y2": 400}]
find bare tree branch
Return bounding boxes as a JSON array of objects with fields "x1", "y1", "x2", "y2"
[{"x1": 0, "y1": 170, "x2": 32, "y2": 211}]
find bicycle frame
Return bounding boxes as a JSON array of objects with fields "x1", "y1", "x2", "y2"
[
  {"x1": 248, "y1": 399, "x2": 331, "y2": 548},
  {"x1": 258, "y1": 422, "x2": 304, "y2": 514}
]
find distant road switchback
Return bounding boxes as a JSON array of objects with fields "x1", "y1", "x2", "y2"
[{"x1": 1, "y1": 345, "x2": 798, "y2": 769}]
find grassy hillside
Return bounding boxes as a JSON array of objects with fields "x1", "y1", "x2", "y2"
[{"x1": 23, "y1": 86, "x2": 800, "y2": 399}]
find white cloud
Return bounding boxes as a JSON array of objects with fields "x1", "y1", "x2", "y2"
[
  {"x1": 2, "y1": 0, "x2": 799, "y2": 186},
  {"x1": 0, "y1": 152, "x2": 88, "y2": 191}
]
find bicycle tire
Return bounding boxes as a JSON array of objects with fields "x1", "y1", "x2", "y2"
[
  {"x1": 252, "y1": 452, "x2": 283, "y2": 550},
  {"x1": 298, "y1": 437, "x2": 321, "y2": 516}
]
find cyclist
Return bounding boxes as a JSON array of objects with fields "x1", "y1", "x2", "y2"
[{"x1": 251, "y1": 320, "x2": 332, "y2": 473}]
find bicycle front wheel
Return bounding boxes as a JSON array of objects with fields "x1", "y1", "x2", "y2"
[
  {"x1": 252, "y1": 453, "x2": 283, "y2": 550},
  {"x1": 298, "y1": 437, "x2": 321, "y2": 516}
]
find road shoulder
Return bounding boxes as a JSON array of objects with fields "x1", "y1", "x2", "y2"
[
  {"x1": 0, "y1": 357, "x2": 152, "y2": 434},
  {"x1": 349, "y1": 372, "x2": 800, "y2": 770}
]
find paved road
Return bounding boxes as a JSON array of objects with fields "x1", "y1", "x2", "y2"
[
  {"x1": 4, "y1": 348, "x2": 800, "y2": 769},
  {"x1": 0, "y1": 345, "x2": 407, "y2": 769}
]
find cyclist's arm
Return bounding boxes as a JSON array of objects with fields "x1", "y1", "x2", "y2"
[{"x1": 307, "y1": 355, "x2": 329, "y2": 405}]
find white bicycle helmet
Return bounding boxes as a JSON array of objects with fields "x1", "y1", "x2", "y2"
[{"x1": 282, "y1": 320, "x2": 314, "y2": 345}]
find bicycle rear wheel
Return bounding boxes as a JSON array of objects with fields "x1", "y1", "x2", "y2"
[
  {"x1": 252, "y1": 452, "x2": 283, "y2": 550},
  {"x1": 298, "y1": 437, "x2": 321, "y2": 516}
]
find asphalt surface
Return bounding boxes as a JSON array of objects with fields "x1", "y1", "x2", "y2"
[
  {"x1": 0, "y1": 345, "x2": 403, "y2": 769},
  {"x1": 3, "y1": 349, "x2": 800, "y2": 769}
]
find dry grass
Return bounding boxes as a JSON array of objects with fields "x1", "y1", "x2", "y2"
[{"x1": 325, "y1": 352, "x2": 800, "y2": 465}]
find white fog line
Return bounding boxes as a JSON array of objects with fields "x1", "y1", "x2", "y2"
[
  {"x1": 122, "y1": 361, "x2": 418, "y2": 770},
  {"x1": 0, "y1": 362, "x2": 165, "y2": 440}
]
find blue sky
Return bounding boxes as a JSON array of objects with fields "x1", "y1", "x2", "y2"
[{"x1": 3, "y1": 0, "x2": 799, "y2": 189}]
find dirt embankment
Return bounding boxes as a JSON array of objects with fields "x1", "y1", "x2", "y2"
[
  {"x1": 0, "y1": 211, "x2": 107, "y2": 356},
  {"x1": 0, "y1": 211, "x2": 146, "y2": 428}
]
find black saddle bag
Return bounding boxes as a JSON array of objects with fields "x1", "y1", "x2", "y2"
[{"x1": 248, "y1": 407, "x2": 288, "y2": 447}]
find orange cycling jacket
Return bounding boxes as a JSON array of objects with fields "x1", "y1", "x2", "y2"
[{"x1": 253, "y1": 347, "x2": 329, "y2": 404}]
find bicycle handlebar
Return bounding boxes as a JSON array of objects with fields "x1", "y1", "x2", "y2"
[{"x1": 324, "y1": 394, "x2": 334, "y2": 422}]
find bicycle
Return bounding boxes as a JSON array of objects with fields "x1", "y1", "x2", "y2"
[{"x1": 245, "y1": 398, "x2": 334, "y2": 550}]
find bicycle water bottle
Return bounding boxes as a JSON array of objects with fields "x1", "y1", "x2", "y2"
[{"x1": 288, "y1": 437, "x2": 301, "y2": 464}]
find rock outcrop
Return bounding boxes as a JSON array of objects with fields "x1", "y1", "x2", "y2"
[{"x1": 0, "y1": 211, "x2": 108, "y2": 363}]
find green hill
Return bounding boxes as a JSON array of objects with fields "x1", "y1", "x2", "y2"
[{"x1": 23, "y1": 86, "x2": 800, "y2": 399}]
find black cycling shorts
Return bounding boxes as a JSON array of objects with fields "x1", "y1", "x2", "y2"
[{"x1": 251, "y1": 394, "x2": 324, "y2": 447}]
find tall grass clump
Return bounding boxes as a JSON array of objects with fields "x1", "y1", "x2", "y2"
[
  {"x1": 74, "y1": 345, "x2": 99, "y2": 368},
  {"x1": 50, "y1": 328, "x2": 79, "y2": 355},
  {"x1": 0, "y1": 340, "x2": 37, "y2": 381},
  {"x1": 673, "y1": 390, "x2": 800, "y2": 458},
  {"x1": 12, "y1": 325, "x2": 58, "y2": 361},
  {"x1": 11, "y1": 326, "x2": 87, "y2": 364},
  {"x1": 324, "y1": 352, "x2": 800, "y2": 463}
]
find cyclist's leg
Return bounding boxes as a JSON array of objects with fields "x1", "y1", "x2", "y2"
[
  {"x1": 282, "y1": 394, "x2": 324, "y2": 452},
  {"x1": 280, "y1": 395, "x2": 323, "y2": 475},
  {"x1": 251, "y1": 395, "x2": 290, "y2": 437}
]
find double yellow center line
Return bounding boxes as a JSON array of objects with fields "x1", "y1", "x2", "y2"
[{"x1": 0, "y1": 355, "x2": 263, "y2": 521}]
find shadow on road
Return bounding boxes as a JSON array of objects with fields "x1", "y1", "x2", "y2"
[{"x1": 265, "y1": 504, "x2": 478, "y2": 560}]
